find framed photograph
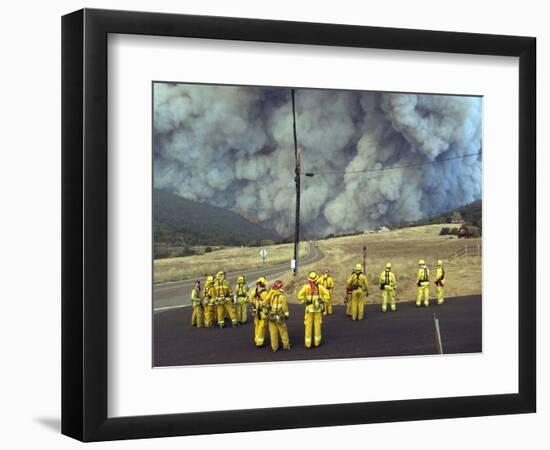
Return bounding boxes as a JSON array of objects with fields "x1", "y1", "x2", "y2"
[{"x1": 62, "y1": 8, "x2": 536, "y2": 441}]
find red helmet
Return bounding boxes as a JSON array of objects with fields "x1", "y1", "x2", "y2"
[
  {"x1": 272, "y1": 280, "x2": 283, "y2": 290},
  {"x1": 322, "y1": 268, "x2": 329, "y2": 274}
]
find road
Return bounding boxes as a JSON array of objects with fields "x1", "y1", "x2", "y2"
[
  {"x1": 153, "y1": 295, "x2": 481, "y2": 367},
  {"x1": 154, "y1": 241, "x2": 325, "y2": 311}
]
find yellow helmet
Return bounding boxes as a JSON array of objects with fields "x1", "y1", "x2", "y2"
[
  {"x1": 354, "y1": 263, "x2": 363, "y2": 272},
  {"x1": 437, "y1": 259, "x2": 443, "y2": 266},
  {"x1": 256, "y1": 276, "x2": 267, "y2": 286},
  {"x1": 418, "y1": 259, "x2": 425, "y2": 265},
  {"x1": 308, "y1": 271, "x2": 318, "y2": 281},
  {"x1": 385, "y1": 262, "x2": 392, "y2": 270},
  {"x1": 216, "y1": 271, "x2": 225, "y2": 279},
  {"x1": 237, "y1": 275, "x2": 245, "y2": 283},
  {"x1": 205, "y1": 275, "x2": 214, "y2": 287}
]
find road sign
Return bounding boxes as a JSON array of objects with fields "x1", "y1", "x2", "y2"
[
  {"x1": 260, "y1": 248, "x2": 268, "y2": 264},
  {"x1": 290, "y1": 259, "x2": 296, "y2": 269}
]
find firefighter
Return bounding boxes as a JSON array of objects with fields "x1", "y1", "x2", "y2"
[
  {"x1": 416, "y1": 259, "x2": 430, "y2": 307},
  {"x1": 250, "y1": 277, "x2": 270, "y2": 347},
  {"x1": 234, "y1": 275, "x2": 249, "y2": 324},
  {"x1": 345, "y1": 263, "x2": 369, "y2": 320},
  {"x1": 435, "y1": 259, "x2": 446, "y2": 304},
  {"x1": 317, "y1": 268, "x2": 334, "y2": 315},
  {"x1": 190, "y1": 280, "x2": 204, "y2": 327},
  {"x1": 213, "y1": 271, "x2": 238, "y2": 328},
  {"x1": 203, "y1": 275, "x2": 215, "y2": 328},
  {"x1": 379, "y1": 262, "x2": 397, "y2": 312},
  {"x1": 267, "y1": 280, "x2": 291, "y2": 352},
  {"x1": 297, "y1": 271, "x2": 330, "y2": 348}
]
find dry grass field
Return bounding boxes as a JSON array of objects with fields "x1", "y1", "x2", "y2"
[
  {"x1": 154, "y1": 242, "x2": 308, "y2": 283},
  {"x1": 277, "y1": 224, "x2": 481, "y2": 305}
]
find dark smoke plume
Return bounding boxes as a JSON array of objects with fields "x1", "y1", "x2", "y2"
[{"x1": 154, "y1": 83, "x2": 482, "y2": 237}]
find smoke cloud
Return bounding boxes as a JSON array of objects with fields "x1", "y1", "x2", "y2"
[{"x1": 154, "y1": 83, "x2": 482, "y2": 237}]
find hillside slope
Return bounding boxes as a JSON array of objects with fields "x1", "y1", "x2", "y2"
[
  {"x1": 154, "y1": 189, "x2": 282, "y2": 250},
  {"x1": 408, "y1": 199, "x2": 482, "y2": 229}
]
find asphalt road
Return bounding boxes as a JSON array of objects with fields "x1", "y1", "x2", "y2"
[
  {"x1": 153, "y1": 295, "x2": 481, "y2": 367},
  {"x1": 154, "y1": 242, "x2": 325, "y2": 311}
]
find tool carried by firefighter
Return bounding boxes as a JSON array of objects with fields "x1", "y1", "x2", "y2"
[
  {"x1": 249, "y1": 277, "x2": 270, "y2": 347},
  {"x1": 416, "y1": 259, "x2": 430, "y2": 307},
  {"x1": 434, "y1": 259, "x2": 446, "y2": 305},
  {"x1": 297, "y1": 272, "x2": 330, "y2": 348},
  {"x1": 345, "y1": 263, "x2": 369, "y2": 320},
  {"x1": 266, "y1": 280, "x2": 291, "y2": 352},
  {"x1": 379, "y1": 262, "x2": 397, "y2": 312}
]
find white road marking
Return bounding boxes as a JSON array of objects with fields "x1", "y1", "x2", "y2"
[{"x1": 154, "y1": 304, "x2": 192, "y2": 312}]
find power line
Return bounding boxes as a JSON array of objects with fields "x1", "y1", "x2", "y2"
[{"x1": 303, "y1": 151, "x2": 481, "y2": 177}]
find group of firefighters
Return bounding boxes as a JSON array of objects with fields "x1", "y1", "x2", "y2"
[{"x1": 190, "y1": 259, "x2": 446, "y2": 351}]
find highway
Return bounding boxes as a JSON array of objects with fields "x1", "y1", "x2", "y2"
[
  {"x1": 153, "y1": 295, "x2": 482, "y2": 367},
  {"x1": 154, "y1": 241, "x2": 325, "y2": 311}
]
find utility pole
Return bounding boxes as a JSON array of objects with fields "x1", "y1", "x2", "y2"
[{"x1": 292, "y1": 89, "x2": 301, "y2": 276}]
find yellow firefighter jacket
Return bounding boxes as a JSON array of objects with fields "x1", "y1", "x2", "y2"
[
  {"x1": 191, "y1": 287, "x2": 202, "y2": 307},
  {"x1": 345, "y1": 272, "x2": 369, "y2": 294},
  {"x1": 235, "y1": 283, "x2": 249, "y2": 304},
  {"x1": 267, "y1": 289, "x2": 289, "y2": 322},
  {"x1": 317, "y1": 274, "x2": 334, "y2": 294},
  {"x1": 416, "y1": 267, "x2": 430, "y2": 286},
  {"x1": 212, "y1": 278, "x2": 232, "y2": 302},
  {"x1": 378, "y1": 270, "x2": 396, "y2": 290},
  {"x1": 249, "y1": 286, "x2": 270, "y2": 319},
  {"x1": 297, "y1": 283, "x2": 330, "y2": 313},
  {"x1": 203, "y1": 281, "x2": 214, "y2": 305}
]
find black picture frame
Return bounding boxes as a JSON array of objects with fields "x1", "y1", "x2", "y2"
[{"x1": 61, "y1": 8, "x2": 536, "y2": 442}]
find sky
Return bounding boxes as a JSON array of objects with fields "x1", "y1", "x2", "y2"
[{"x1": 153, "y1": 83, "x2": 482, "y2": 238}]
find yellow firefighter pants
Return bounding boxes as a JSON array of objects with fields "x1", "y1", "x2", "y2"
[
  {"x1": 217, "y1": 301, "x2": 238, "y2": 327},
  {"x1": 436, "y1": 285, "x2": 444, "y2": 304},
  {"x1": 268, "y1": 321, "x2": 290, "y2": 351},
  {"x1": 204, "y1": 305, "x2": 215, "y2": 327},
  {"x1": 254, "y1": 317, "x2": 267, "y2": 347},
  {"x1": 381, "y1": 288, "x2": 396, "y2": 312},
  {"x1": 304, "y1": 312, "x2": 323, "y2": 348},
  {"x1": 351, "y1": 290, "x2": 366, "y2": 320},
  {"x1": 191, "y1": 305, "x2": 204, "y2": 327},
  {"x1": 235, "y1": 299, "x2": 248, "y2": 323},
  {"x1": 416, "y1": 283, "x2": 429, "y2": 306}
]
